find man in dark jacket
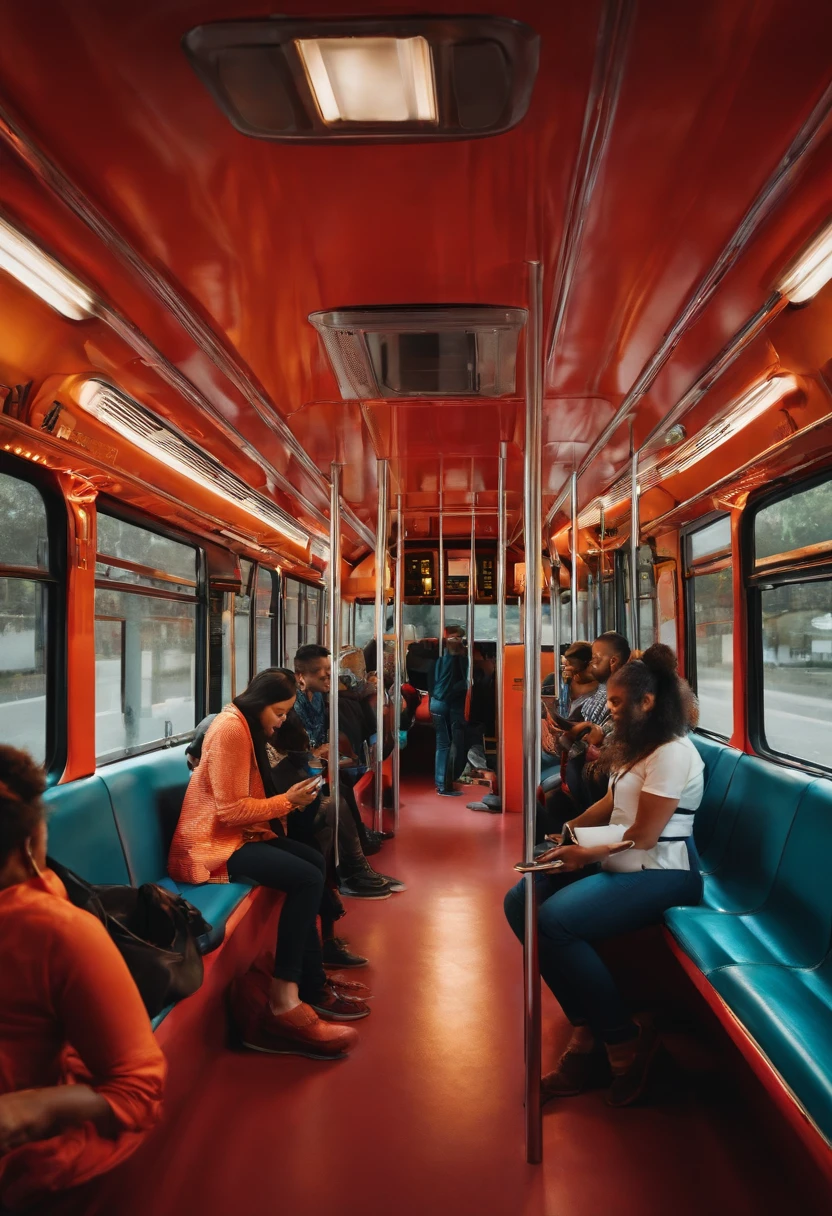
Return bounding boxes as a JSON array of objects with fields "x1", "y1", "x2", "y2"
[{"x1": 429, "y1": 626, "x2": 468, "y2": 797}]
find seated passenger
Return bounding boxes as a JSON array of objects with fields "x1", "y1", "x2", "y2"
[
  {"x1": 560, "y1": 641, "x2": 598, "y2": 715},
  {"x1": 0, "y1": 746, "x2": 165, "y2": 1210},
  {"x1": 505, "y1": 644, "x2": 704, "y2": 1108},
  {"x1": 168, "y1": 670, "x2": 365, "y2": 1059}
]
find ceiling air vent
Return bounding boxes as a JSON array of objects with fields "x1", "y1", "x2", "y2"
[
  {"x1": 74, "y1": 380, "x2": 315, "y2": 551},
  {"x1": 309, "y1": 305, "x2": 527, "y2": 399},
  {"x1": 183, "y1": 16, "x2": 539, "y2": 142}
]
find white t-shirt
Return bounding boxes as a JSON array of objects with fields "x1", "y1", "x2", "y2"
[{"x1": 604, "y1": 735, "x2": 704, "y2": 872}]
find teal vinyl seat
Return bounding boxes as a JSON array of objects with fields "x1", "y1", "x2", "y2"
[
  {"x1": 690, "y1": 735, "x2": 741, "y2": 854},
  {"x1": 44, "y1": 775, "x2": 131, "y2": 886},
  {"x1": 708, "y1": 957, "x2": 832, "y2": 1146},
  {"x1": 99, "y1": 746, "x2": 254, "y2": 954}
]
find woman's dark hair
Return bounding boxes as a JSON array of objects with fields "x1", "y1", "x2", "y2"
[
  {"x1": 564, "y1": 641, "x2": 593, "y2": 669},
  {"x1": 606, "y1": 643, "x2": 686, "y2": 768},
  {"x1": 233, "y1": 669, "x2": 297, "y2": 798},
  {"x1": 272, "y1": 710, "x2": 311, "y2": 756},
  {"x1": 0, "y1": 746, "x2": 46, "y2": 866}
]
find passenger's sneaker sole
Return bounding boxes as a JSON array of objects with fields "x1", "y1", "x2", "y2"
[
  {"x1": 323, "y1": 958, "x2": 369, "y2": 970},
  {"x1": 338, "y1": 887, "x2": 393, "y2": 900},
  {"x1": 241, "y1": 1039, "x2": 350, "y2": 1061},
  {"x1": 310, "y1": 1004, "x2": 372, "y2": 1022}
]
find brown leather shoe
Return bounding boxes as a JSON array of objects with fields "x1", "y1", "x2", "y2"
[
  {"x1": 326, "y1": 973, "x2": 373, "y2": 998},
  {"x1": 541, "y1": 1047, "x2": 611, "y2": 1102},
  {"x1": 242, "y1": 1003, "x2": 359, "y2": 1059},
  {"x1": 308, "y1": 983, "x2": 371, "y2": 1021},
  {"x1": 605, "y1": 1021, "x2": 661, "y2": 1107}
]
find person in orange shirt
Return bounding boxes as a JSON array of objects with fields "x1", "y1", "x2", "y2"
[
  {"x1": 0, "y1": 746, "x2": 166, "y2": 1212},
  {"x1": 168, "y1": 668, "x2": 365, "y2": 1060}
]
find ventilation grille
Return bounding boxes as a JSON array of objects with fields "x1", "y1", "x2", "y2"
[{"x1": 76, "y1": 381, "x2": 315, "y2": 552}]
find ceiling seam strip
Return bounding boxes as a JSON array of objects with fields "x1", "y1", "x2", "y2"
[
  {"x1": 513, "y1": 0, "x2": 634, "y2": 550},
  {"x1": 0, "y1": 99, "x2": 375, "y2": 552},
  {"x1": 547, "y1": 75, "x2": 832, "y2": 528}
]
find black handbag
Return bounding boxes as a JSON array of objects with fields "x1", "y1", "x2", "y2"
[{"x1": 47, "y1": 858, "x2": 211, "y2": 1018}]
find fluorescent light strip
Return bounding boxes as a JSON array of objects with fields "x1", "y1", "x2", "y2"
[
  {"x1": 777, "y1": 217, "x2": 832, "y2": 304},
  {"x1": 297, "y1": 36, "x2": 437, "y2": 124},
  {"x1": 577, "y1": 374, "x2": 798, "y2": 529},
  {"x1": 77, "y1": 380, "x2": 316, "y2": 551},
  {"x1": 0, "y1": 214, "x2": 96, "y2": 320}
]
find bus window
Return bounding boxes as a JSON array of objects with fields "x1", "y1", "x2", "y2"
[
  {"x1": 0, "y1": 471, "x2": 51, "y2": 763},
  {"x1": 254, "y1": 565, "x2": 278, "y2": 673},
  {"x1": 685, "y1": 516, "x2": 733, "y2": 738},
  {"x1": 95, "y1": 513, "x2": 200, "y2": 760},
  {"x1": 284, "y1": 576, "x2": 323, "y2": 656},
  {"x1": 617, "y1": 545, "x2": 657, "y2": 651},
  {"x1": 750, "y1": 474, "x2": 832, "y2": 770},
  {"x1": 235, "y1": 560, "x2": 253, "y2": 691}
]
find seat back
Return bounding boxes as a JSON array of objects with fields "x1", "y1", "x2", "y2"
[
  {"x1": 99, "y1": 747, "x2": 190, "y2": 886},
  {"x1": 754, "y1": 777, "x2": 832, "y2": 966},
  {"x1": 44, "y1": 774, "x2": 130, "y2": 885},
  {"x1": 690, "y1": 735, "x2": 742, "y2": 853},
  {"x1": 702, "y1": 755, "x2": 812, "y2": 910}
]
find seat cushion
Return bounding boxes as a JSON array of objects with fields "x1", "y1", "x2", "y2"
[
  {"x1": 100, "y1": 747, "x2": 191, "y2": 886},
  {"x1": 44, "y1": 775, "x2": 130, "y2": 885},
  {"x1": 709, "y1": 961, "x2": 832, "y2": 1146},
  {"x1": 666, "y1": 906, "x2": 793, "y2": 973},
  {"x1": 177, "y1": 881, "x2": 255, "y2": 953},
  {"x1": 690, "y1": 736, "x2": 741, "y2": 854},
  {"x1": 700, "y1": 756, "x2": 811, "y2": 912}
]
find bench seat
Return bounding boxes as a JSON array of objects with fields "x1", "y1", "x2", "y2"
[{"x1": 664, "y1": 733, "x2": 832, "y2": 1172}]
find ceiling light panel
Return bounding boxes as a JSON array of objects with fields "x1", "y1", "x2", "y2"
[
  {"x1": 297, "y1": 36, "x2": 437, "y2": 124},
  {"x1": 0, "y1": 214, "x2": 96, "y2": 320},
  {"x1": 777, "y1": 217, "x2": 832, "y2": 304},
  {"x1": 184, "y1": 16, "x2": 539, "y2": 142}
]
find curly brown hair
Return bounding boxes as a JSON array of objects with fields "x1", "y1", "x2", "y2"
[{"x1": 0, "y1": 745, "x2": 46, "y2": 865}]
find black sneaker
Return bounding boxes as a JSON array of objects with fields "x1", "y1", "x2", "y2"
[
  {"x1": 322, "y1": 937, "x2": 369, "y2": 969},
  {"x1": 375, "y1": 873, "x2": 407, "y2": 893},
  {"x1": 363, "y1": 837, "x2": 382, "y2": 856},
  {"x1": 436, "y1": 788, "x2": 463, "y2": 797},
  {"x1": 339, "y1": 874, "x2": 393, "y2": 900}
]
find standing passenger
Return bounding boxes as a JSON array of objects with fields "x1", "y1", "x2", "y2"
[
  {"x1": 430, "y1": 626, "x2": 468, "y2": 797},
  {"x1": 0, "y1": 747, "x2": 166, "y2": 1210}
]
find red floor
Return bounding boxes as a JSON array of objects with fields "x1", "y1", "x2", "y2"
[{"x1": 83, "y1": 776, "x2": 819, "y2": 1216}]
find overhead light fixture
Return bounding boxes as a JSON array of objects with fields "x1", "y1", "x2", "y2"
[
  {"x1": 74, "y1": 380, "x2": 312, "y2": 550},
  {"x1": 0, "y1": 214, "x2": 96, "y2": 321},
  {"x1": 578, "y1": 374, "x2": 798, "y2": 529},
  {"x1": 297, "y1": 36, "x2": 436, "y2": 125},
  {"x1": 776, "y1": 217, "x2": 832, "y2": 304},
  {"x1": 183, "y1": 16, "x2": 539, "y2": 142}
]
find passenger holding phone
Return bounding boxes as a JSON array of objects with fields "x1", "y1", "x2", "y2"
[
  {"x1": 505, "y1": 645, "x2": 704, "y2": 1108},
  {"x1": 169, "y1": 670, "x2": 360, "y2": 1058}
]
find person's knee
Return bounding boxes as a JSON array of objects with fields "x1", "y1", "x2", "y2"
[{"x1": 503, "y1": 882, "x2": 525, "y2": 938}]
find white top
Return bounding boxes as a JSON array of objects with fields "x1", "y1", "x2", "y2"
[{"x1": 603, "y1": 735, "x2": 704, "y2": 872}]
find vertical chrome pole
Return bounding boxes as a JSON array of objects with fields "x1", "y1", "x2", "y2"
[
  {"x1": 374, "y1": 458, "x2": 389, "y2": 834},
  {"x1": 496, "y1": 441, "x2": 507, "y2": 810},
  {"x1": 549, "y1": 541, "x2": 561, "y2": 698},
  {"x1": 466, "y1": 491, "x2": 476, "y2": 702},
  {"x1": 599, "y1": 505, "x2": 606, "y2": 634},
  {"x1": 570, "y1": 471, "x2": 578, "y2": 643},
  {"x1": 328, "y1": 464, "x2": 342, "y2": 868},
  {"x1": 438, "y1": 471, "x2": 445, "y2": 653},
  {"x1": 392, "y1": 494, "x2": 404, "y2": 832},
  {"x1": 522, "y1": 260, "x2": 543, "y2": 1165},
  {"x1": 629, "y1": 426, "x2": 640, "y2": 648}
]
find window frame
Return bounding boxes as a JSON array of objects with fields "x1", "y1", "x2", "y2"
[
  {"x1": 94, "y1": 499, "x2": 207, "y2": 764},
  {"x1": 0, "y1": 453, "x2": 67, "y2": 780},
  {"x1": 744, "y1": 472, "x2": 832, "y2": 777},
  {"x1": 682, "y1": 511, "x2": 734, "y2": 742},
  {"x1": 281, "y1": 574, "x2": 324, "y2": 661}
]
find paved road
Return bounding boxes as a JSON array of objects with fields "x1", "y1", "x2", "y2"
[{"x1": 698, "y1": 676, "x2": 832, "y2": 764}]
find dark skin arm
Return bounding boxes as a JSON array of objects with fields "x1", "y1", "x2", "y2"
[{"x1": 0, "y1": 1086, "x2": 116, "y2": 1155}]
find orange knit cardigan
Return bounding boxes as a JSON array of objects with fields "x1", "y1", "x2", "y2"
[{"x1": 168, "y1": 705, "x2": 293, "y2": 884}]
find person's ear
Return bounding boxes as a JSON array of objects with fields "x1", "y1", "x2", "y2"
[
  {"x1": 25, "y1": 838, "x2": 42, "y2": 877},
  {"x1": 642, "y1": 692, "x2": 656, "y2": 713}
]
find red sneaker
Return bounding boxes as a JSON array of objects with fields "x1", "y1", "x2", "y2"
[
  {"x1": 326, "y1": 973, "x2": 373, "y2": 998},
  {"x1": 242, "y1": 1003, "x2": 359, "y2": 1059},
  {"x1": 308, "y1": 984, "x2": 371, "y2": 1021}
]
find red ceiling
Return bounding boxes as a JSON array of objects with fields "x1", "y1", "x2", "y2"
[{"x1": 0, "y1": 0, "x2": 831, "y2": 548}]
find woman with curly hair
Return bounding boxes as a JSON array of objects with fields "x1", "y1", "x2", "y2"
[{"x1": 504, "y1": 644, "x2": 704, "y2": 1109}]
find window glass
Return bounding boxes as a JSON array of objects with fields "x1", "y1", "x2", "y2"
[
  {"x1": 254, "y1": 566, "x2": 276, "y2": 673},
  {"x1": 0, "y1": 473, "x2": 49, "y2": 569},
  {"x1": 97, "y1": 514, "x2": 197, "y2": 590},
  {"x1": 234, "y1": 560, "x2": 253, "y2": 692},
  {"x1": 284, "y1": 578, "x2": 302, "y2": 658},
  {"x1": 306, "y1": 585, "x2": 321, "y2": 645},
  {"x1": 690, "y1": 516, "x2": 731, "y2": 562},
  {"x1": 761, "y1": 579, "x2": 832, "y2": 767},
  {"x1": 619, "y1": 546, "x2": 657, "y2": 651},
  {"x1": 0, "y1": 577, "x2": 47, "y2": 762},
  {"x1": 755, "y1": 477, "x2": 832, "y2": 564},
  {"x1": 691, "y1": 568, "x2": 733, "y2": 737},
  {"x1": 95, "y1": 514, "x2": 199, "y2": 759}
]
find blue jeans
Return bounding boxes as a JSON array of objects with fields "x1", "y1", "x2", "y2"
[
  {"x1": 504, "y1": 845, "x2": 702, "y2": 1042},
  {"x1": 429, "y1": 699, "x2": 464, "y2": 791}
]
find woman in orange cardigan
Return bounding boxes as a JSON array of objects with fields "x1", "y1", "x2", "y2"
[
  {"x1": 0, "y1": 746, "x2": 166, "y2": 1212},
  {"x1": 169, "y1": 669, "x2": 363, "y2": 1059}
]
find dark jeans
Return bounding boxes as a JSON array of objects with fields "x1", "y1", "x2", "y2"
[
  {"x1": 285, "y1": 801, "x2": 343, "y2": 939},
  {"x1": 430, "y1": 698, "x2": 464, "y2": 791},
  {"x1": 504, "y1": 847, "x2": 703, "y2": 1043},
  {"x1": 228, "y1": 837, "x2": 326, "y2": 1000}
]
